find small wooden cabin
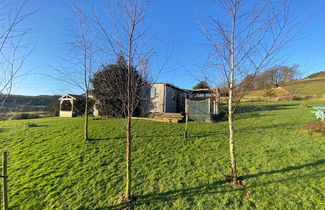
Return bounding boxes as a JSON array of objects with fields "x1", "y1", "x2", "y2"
[{"x1": 140, "y1": 83, "x2": 189, "y2": 115}]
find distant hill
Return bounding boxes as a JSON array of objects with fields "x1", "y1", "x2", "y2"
[
  {"x1": 1, "y1": 95, "x2": 61, "y2": 112},
  {"x1": 244, "y1": 74, "x2": 325, "y2": 101},
  {"x1": 305, "y1": 71, "x2": 325, "y2": 79}
]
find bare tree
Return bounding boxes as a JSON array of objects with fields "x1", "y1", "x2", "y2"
[
  {"x1": 93, "y1": 0, "x2": 154, "y2": 202},
  {"x1": 200, "y1": 0, "x2": 296, "y2": 182},
  {"x1": 54, "y1": 2, "x2": 97, "y2": 141},
  {"x1": 0, "y1": 1, "x2": 34, "y2": 110}
]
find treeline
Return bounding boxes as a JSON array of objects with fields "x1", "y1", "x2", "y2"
[
  {"x1": 240, "y1": 65, "x2": 298, "y2": 91},
  {"x1": 0, "y1": 95, "x2": 60, "y2": 112}
]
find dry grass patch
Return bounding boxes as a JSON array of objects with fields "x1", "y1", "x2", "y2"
[{"x1": 304, "y1": 120, "x2": 325, "y2": 134}]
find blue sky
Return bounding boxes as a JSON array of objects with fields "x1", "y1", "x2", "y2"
[{"x1": 10, "y1": 0, "x2": 325, "y2": 96}]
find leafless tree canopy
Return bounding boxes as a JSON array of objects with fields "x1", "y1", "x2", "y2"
[
  {"x1": 92, "y1": 0, "x2": 157, "y2": 120},
  {"x1": 201, "y1": 0, "x2": 296, "y2": 103},
  {"x1": 0, "y1": 1, "x2": 34, "y2": 109}
]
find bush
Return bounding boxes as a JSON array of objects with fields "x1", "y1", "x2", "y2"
[
  {"x1": 290, "y1": 95, "x2": 303, "y2": 101},
  {"x1": 263, "y1": 88, "x2": 277, "y2": 98},
  {"x1": 24, "y1": 121, "x2": 38, "y2": 127},
  {"x1": 10, "y1": 113, "x2": 40, "y2": 120},
  {"x1": 304, "y1": 121, "x2": 325, "y2": 134}
]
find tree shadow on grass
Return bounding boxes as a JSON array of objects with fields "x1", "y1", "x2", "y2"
[
  {"x1": 237, "y1": 122, "x2": 303, "y2": 133},
  {"x1": 244, "y1": 159, "x2": 325, "y2": 180},
  {"x1": 134, "y1": 180, "x2": 234, "y2": 205},
  {"x1": 235, "y1": 103, "x2": 296, "y2": 114},
  {"x1": 98, "y1": 180, "x2": 239, "y2": 209},
  {"x1": 88, "y1": 137, "x2": 125, "y2": 142},
  {"x1": 136, "y1": 160, "x2": 324, "y2": 208},
  {"x1": 93, "y1": 160, "x2": 325, "y2": 209},
  {"x1": 189, "y1": 131, "x2": 228, "y2": 138},
  {"x1": 94, "y1": 202, "x2": 131, "y2": 210}
]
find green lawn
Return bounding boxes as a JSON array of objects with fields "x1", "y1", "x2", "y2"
[{"x1": 0, "y1": 101, "x2": 324, "y2": 209}]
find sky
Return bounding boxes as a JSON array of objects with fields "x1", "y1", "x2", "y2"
[{"x1": 8, "y1": 0, "x2": 325, "y2": 96}]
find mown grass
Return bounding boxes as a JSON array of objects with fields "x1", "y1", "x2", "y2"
[{"x1": 0, "y1": 101, "x2": 324, "y2": 209}]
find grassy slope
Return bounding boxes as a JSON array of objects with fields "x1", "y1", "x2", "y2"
[
  {"x1": 244, "y1": 76, "x2": 325, "y2": 100},
  {"x1": 285, "y1": 76, "x2": 325, "y2": 97},
  {"x1": 0, "y1": 101, "x2": 324, "y2": 209}
]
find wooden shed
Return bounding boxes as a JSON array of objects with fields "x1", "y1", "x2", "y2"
[{"x1": 140, "y1": 83, "x2": 189, "y2": 114}]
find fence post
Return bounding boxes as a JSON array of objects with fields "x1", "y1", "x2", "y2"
[
  {"x1": 2, "y1": 152, "x2": 8, "y2": 210},
  {"x1": 184, "y1": 99, "x2": 189, "y2": 139}
]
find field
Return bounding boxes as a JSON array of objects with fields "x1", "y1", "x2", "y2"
[
  {"x1": 244, "y1": 76, "x2": 325, "y2": 101},
  {"x1": 0, "y1": 101, "x2": 324, "y2": 209},
  {"x1": 286, "y1": 76, "x2": 325, "y2": 98}
]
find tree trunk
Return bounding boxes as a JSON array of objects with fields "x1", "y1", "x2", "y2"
[
  {"x1": 228, "y1": 96, "x2": 237, "y2": 180},
  {"x1": 83, "y1": 45, "x2": 89, "y2": 141},
  {"x1": 229, "y1": 3, "x2": 238, "y2": 181},
  {"x1": 125, "y1": 40, "x2": 133, "y2": 200},
  {"x1": 126, "y1": 114, "x2": 131, "y2": 200},
  {"x1": 84, "y1": 92, "x2": 89, "y2": 140}
]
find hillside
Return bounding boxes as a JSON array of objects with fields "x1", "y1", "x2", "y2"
[
  {"x1": 1, "y1": 95, "x2": 60, "y2": 112},
  {"x1": 285, "y1": 75, "x2": 325, "y2": 98},
  {"x1": 244, "y1": 73, "x2": 325, "y2": 101},
  {"x1": 305, "y1": 71, "x2": 325, "y2": 79}
]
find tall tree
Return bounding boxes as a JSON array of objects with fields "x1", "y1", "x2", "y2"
[
  {"x1": 193, "y1": 81, "x2": 210, "y2": 89},
  {"x1": 91, "y1": 55, "x2": 145, "y2": 117},
  {"x1": 268, "y1": 65, "x2": 298, "y2": 87},
  {"x1": 201, "y1": 0, "x2": 296, "y2": 181},
  {"x1": 253, "y1": 65, "x2": 298, "y2": 89}
]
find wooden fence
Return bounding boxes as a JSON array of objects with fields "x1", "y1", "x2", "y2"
[{"x1": 1, "y1": 152, "x2": 8, "y2": 210}]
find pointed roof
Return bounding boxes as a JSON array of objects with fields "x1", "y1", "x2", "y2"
[{"x1": 58, "y1": 94, "x2": 84, "y2": 101}]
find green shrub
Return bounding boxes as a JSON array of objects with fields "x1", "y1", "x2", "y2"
[
  {"x1": 10, "y1": 113, "x2": 40, "y2": 120},
  {"x1": 24, "y1": 121, "x2": 38, "y2": 127},
  {"x1": 263, "y1": 88, "x2": 277, "y2": 98}
]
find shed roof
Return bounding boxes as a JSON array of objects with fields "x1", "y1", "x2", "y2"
[
  {"x1": 190, "y1": 88, "x2": 218, "y2": 93},
  {"x1": 146, "y1": 83, "x2": 189, "y2": 92}
]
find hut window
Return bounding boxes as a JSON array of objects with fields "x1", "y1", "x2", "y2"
[{"x1": 150, "y1": 87, "x2": 156, "y2": 98}]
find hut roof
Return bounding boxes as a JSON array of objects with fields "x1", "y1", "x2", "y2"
[{"x1": 58, "y1": 94, "x2": 85, "y2": 101}]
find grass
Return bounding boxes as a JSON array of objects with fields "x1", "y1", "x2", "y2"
[
  {"x1": 285, "y1": 76, "x2": 325, "y2": 98},
  {"x1": 0, "y1": 101, "x2": 324, "y2": 209},
  {"x1": 243, "y1": 76, "x2": 325, "y2": 100}
]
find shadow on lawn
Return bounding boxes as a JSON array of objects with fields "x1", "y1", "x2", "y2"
[
  {"x1": 189, "y1": 131, "x2": 228, "y2": 138},
  {"x1": 100, "y1": 180, "x2": 240, "y2": 209},
  {"x1": 244, "y1": 159, "x2": 325, "y2": 179},
  {"x1": 88, "y1": 137, "x2": 125, "y2": 141},
  {"x1": 93, "y1": 160, "x2": 325, "y2": 209},
  {"x1": 237, "y1": 122, "x2": 302, "y2": 132},
  {"x1": 214, "y1": 103, "x2": 296, "y2": 121},
  {"x1": 235, "y1": 103, "x2": 296, "y2": 114}
]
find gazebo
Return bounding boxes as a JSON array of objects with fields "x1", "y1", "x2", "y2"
[{"x1": 58, "y1": 94, "x2": 85, "y2": 117}]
